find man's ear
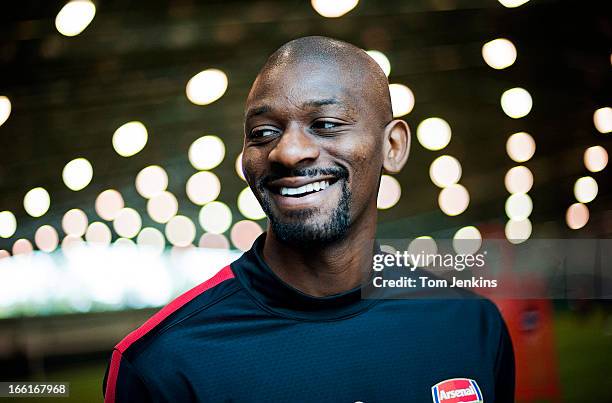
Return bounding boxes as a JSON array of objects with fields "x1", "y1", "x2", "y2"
[{"x1": 382, "y1": 119, "x2": 410, "y2": 173}]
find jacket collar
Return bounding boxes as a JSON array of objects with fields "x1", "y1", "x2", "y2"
[{"x1": 231, "y1": 233, "x2": 381, "y2": 321}]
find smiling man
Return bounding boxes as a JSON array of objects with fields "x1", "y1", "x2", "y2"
[{"x1": 103, "y1": 36, "x2": 514, "y2": 403}]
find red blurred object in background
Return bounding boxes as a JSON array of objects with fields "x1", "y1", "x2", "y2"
[
  {"x1": 495, "y1": 297, "x2": 561, "y2": 402},
  {"x1": 480, "y1": 224, "x2": 561, "y2": 402}
]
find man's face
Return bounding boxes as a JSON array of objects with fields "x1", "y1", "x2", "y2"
[{"x1": 242, "y1": 60, "x2": 385, "y2": 244}]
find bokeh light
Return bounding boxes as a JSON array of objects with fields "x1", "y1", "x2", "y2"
[
  {"x1": 311, "y1": 0, "x2": 359, "y2": 17},
  {"x1": 593, "y1": 107, "x2": 612, "y2": 133},
  {"x1": 366, "y1": 50, "x2": 391, "y2": 76},
  {"x1": 61, "y1": 234, "x2": 84, "y2": 253},
  {"x1": 34, "y1": 225, "x2": 59, "y2": 252},
  {"x1": 199, "y1": 201, "x2": 232, "y2": 234},
  {"x1": 504, "y1": 166, "x2": 533, "y2": 194},
  {"x1": 137, "y1": 227, "x2": 165, "y2": 254},
  {"x1": 501, "y1": 87, "x2": 532, "y2": 118},
  {"x1": 0, "y1": 250, "x2": 9, "y2": 259},
  {"x1": 566, "y1": 203, "x2": 589, "y2": 230},
  {"x1": 62, "y1": 208, "x2": 88, "y2": 236},
  {"x1": 112, "y1": 121, "x2": 148, "y2": 157},
  {"x1": 199, "y1": 233, "x2": 230, "y2": 249},
  {"x1": 482, "y1": 38, "x2": 517, "y2": 70},
  {"x1": 506, "y1": 132, "x2": 536, "y2": 162},
  {"x1": 186, "y1": 171, "x2": 221, "y2": 205},
  {"x1": 407, "y1": 236, "x2": 438, "y2": 267},
  {"x1": 165, "y1": 215, "x2": 196, "y2": 247},
  {"x1": 416, "y1": 117, "x2": 452, "y2": 151},
  {"x1": 237, "y1": 187, "x2": 266, "y2": 220},
  {"x1": 574, "y1": 176, "x2": 598, "y2": 203},
  {"x1": 186, "y1": 69, "x2": 228, "y2": 105},
  {"x1": 113, "y1": 207, "x2": 142, "y2": 238},
  {"x1": 0, "y1": 211, "x2": 17, "y2": 238},
  {"x1": 453, "y1": 226, "x2": 482, "y2": 255},
  {"x1": 95, "y1": 189, "x2": 124, "y2": 221},
  {"x1": 389, "y1": 84, "x2": 415, "y2": 117},
  {"x1": 12, "y1": 239, "x2": 33, "y2": 255},
  {"x1": 583, "y1": 146, "x2": 608, "y2": 172},
  {"x1": 24, "y1": 187, "x2": 50, "y2": 218},
  {"x1": 188, "y1": 135, "x2": 225, "y2": 170},
  {"x1": 114, "y1": 238, "x2": 135, "y2": 248},
  {"x1": 377, "y1": 175, "x2": 401, "y2": 209},
  {"x1": 505, "y1": 193, "x2": 533, "y2": 220},
  {"x1": 438, "y1": 184, "x2": 470, "y2": 216},
  {"x1": 498, "y1": 0, "x2": 530, "y2": 8},
  {"x1": 85, "y1": 222, "x2": 111, "y2": 245},
  {"x1": 62, "y1": 157, "x2": 93, "y2": 191},
  {"x1": 170, "y1": 245, "x2": 195, "y2": 258},
  {"x1": 505, "y1": 218, "x2": 532, "y2": 244},
  {"x1": 429, "y1": 155, "x2": 462, "y2": 188},
  {"x1": 230, "y1": 220, "x2": 263, "y2": 251},
  {"x1": 55, "y1": 0, "x2": 96, "y2": 37},
  {"x1": 235, "y1": 153, "x2": 246, "y2": 181},
  {"x1": 0, "y1": 96, "x2": 11, "y2": 127},
  {"x1": 136, "y1": 165, "x2": 168, "y2": 199},
  {"x1": 147, "y1": 191, "x2": 178, "y2": 224},
  {"x1": 380, "y1": 244, "x2": 397, "y2": 254}
]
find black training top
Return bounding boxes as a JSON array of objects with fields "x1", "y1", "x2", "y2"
[{"x1": 103, "y1": 233, "x2": 514, "y2": 403}]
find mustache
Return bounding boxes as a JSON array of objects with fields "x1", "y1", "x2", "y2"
[{"x1": 258, "y1": 166, "x2": 349, "y2": 188}]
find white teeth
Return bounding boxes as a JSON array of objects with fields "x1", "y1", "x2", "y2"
[{"x1": 280, "y1": 180, "x2": 331, "y2": 196}]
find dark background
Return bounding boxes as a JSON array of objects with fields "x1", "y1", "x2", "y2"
[{"x1": 0, "y1": 0, "x2": 610, "y2": 245}]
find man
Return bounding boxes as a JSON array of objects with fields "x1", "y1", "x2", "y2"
[{"x1": 103, "y1": 36, "x2": 514, "y2": 402}]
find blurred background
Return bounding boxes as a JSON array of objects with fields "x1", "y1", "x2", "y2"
[{"x1": 0, "y1": 0, "x2": 610, "y2": 401}]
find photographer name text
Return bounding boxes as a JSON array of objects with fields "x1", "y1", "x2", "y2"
[{"x1": 372, "y1": 275, "x2": 497, "y2": 289}]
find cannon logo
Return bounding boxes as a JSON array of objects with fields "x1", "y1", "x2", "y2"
[{"x1": 431, "y1": 378, "x2": 483, "y2": 403}]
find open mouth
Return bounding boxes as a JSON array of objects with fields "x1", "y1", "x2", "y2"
[{"x1": 268, "y1": 178, "x2": 339, "y2": 198}]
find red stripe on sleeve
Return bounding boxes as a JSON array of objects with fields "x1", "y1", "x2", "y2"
[
  {"x1": 116, "y1": 265, "x2": 235, "y2": 353},
  {"x1": 104, "y1": 349, "x2": 122, "y2": 403}
]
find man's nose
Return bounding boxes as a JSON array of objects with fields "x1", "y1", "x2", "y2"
[{"x1": 268, "y1": 123, "x2": 319, "y2": 168}]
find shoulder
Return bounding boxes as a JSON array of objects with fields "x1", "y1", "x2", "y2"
[
  {"x1": 103, "y1": 265, "x2": 241, "y2": 401},
  {"x1": 115, "y1": 264, "x2": 239, "y2": 361},
  {"x1": 377, "y1": 267, "x2": 507, "y2": 333}
]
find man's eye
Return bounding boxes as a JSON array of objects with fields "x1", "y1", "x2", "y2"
[
  {"x1": 250, "y1": 128, "x2": 278, "y2": 138},
  {"x1": 312, "y1": 120, "x2": 341, "y2": 130}
]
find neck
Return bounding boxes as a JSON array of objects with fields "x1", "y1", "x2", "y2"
[{"x1": 262, "y1": 210, "x2": 377, "y2": 297}]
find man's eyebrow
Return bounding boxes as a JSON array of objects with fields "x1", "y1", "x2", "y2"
[
  {"x1": 245, "y1": 98, "x2": 352, "y2": 120},
  {"x1": 304, "y1": 98, "x2": 358, "y2": 117},
  {"x1": 302, "y1": 98, "x2": 339, "y2": 108},
  {"x1": 245, "y1": 105, "x2": 271, "y2": 120}
]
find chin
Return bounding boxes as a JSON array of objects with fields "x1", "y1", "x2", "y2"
[{"x1": 269, "y1": 211, "x2": 350, "y2": 245}]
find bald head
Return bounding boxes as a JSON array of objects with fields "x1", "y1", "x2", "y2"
[{"x1": 246, "y1": 36, "x2": 393, "y2": 125}]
